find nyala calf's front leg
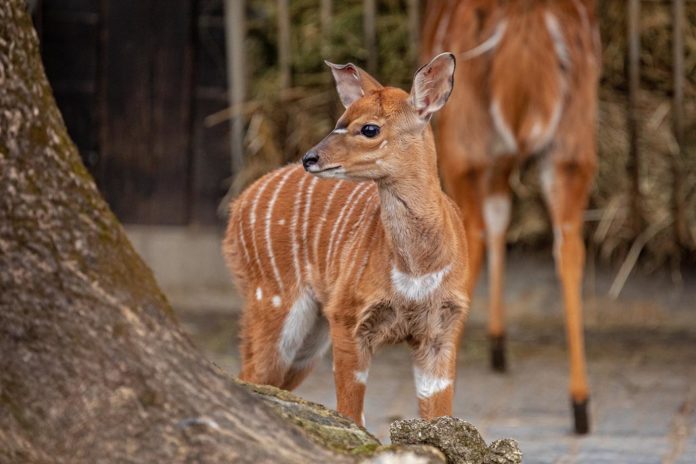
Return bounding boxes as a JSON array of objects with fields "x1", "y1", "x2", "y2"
[
  {"x1": 331, "y1": 322, "x2": 370, "y2": 426},
  {"x1": 412, "y1": 339, "x2": 458, "y2": 419}
]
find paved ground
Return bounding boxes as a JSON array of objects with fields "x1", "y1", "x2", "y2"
[{"x1": 171, "y1": 252, "x2": 696, "y2": 464}]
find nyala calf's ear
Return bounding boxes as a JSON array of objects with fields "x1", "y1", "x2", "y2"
[
  {"x1": 325, "y1": 61, "x2": 384, "y2": 108},
  {"x1": 409, "y1": 52, "x2": 456, "y2": 121}
]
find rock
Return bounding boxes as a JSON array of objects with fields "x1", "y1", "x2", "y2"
[
  {"x1": 244, "y1": 382, "x2": 450, "y2": 462},
  {"x1": 242, "y1": 381, "x2": 380, "y2": 454},
  {"x1": 390, "y1": 417, "x2": 522, "y2": 464},
  {"x1": 484, "y1": 439, "x2": 523, "y2": 464}
]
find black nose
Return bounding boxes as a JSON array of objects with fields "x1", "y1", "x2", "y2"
[{"x1": 302, "y1": 150, "x2": 319, "y2": 170}]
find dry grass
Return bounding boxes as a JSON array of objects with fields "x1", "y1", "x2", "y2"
[{"x1": 220, "y1": 0, "x2": 696, "y2": 268}]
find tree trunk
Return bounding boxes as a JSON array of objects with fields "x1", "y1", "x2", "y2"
[{"x1": 0, "y1": 2, "x2": 374, "y2": 462}]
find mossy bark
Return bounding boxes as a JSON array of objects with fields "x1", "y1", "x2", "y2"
[{"x1": 0, "y1": 2, "x2": 375, "y2": 463}]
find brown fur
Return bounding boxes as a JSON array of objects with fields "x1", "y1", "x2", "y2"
[
  {"x1": 423, "y1": 0, "x2": 600, "y2": 422},
  {"x1": 223, "y1": 55, "x2": 469, "y2": 425}
]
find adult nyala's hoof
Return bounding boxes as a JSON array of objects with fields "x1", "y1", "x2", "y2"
[
  {"x1": 490, "y1": 334, "x2": 507, "y2": 372},
  {"x1": 572, "y1": 397, "x2": 590, "y2": 434}
]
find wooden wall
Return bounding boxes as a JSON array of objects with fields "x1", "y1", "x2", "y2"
[{"x1": 35, "y1": 0, "x2": 231, "y2": 225}]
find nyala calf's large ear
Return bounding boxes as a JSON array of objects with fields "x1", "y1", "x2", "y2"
[
  {"x1": 409, "y1": 52, "x2": 456, "y2": 121},
  {"x1": 325, "y1": 61, "x2": 384, "y2": 108}
]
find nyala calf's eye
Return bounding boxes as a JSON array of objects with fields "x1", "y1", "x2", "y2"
[{"x1": 360, "y1": 124, "x2": 380, "y2": 138}]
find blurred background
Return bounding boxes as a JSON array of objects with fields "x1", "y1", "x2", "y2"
[{"x1": 31, "y1": 1, "x2": 695, "y2": 462}]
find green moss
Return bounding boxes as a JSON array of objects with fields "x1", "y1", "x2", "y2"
[
  {"x1": 349, "y1": 443, "x2": 380, "y2": 456},
  {"x1": 239, "y1": 380, "x2": 380, "y2": 454}
]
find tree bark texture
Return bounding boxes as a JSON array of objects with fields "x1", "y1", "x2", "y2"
[{"x1": 0, "y1": 2, "x2": 375, "y2": 462}]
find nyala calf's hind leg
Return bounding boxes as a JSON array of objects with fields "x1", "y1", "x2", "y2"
[
  {"x1": 239, "y1": 289, "x2": 330, "y2": 391},
  {"x1": 238, "y1": 300, "x2": 289, "y2": 387},
  {"x1": 280, "y1": 308, "x2": 332, "y2": 390}
]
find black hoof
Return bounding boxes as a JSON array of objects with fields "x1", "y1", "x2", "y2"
[
  {"x1": 490, "y1": 334, "x2": 507, "y2": 372},
  {"x1": 572, "y1": 398, "x2": 590, "y2": 434}
]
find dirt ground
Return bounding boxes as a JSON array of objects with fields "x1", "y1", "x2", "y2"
[{"x1": 174, "y1": 251, "x2": 696, "y2": 464}]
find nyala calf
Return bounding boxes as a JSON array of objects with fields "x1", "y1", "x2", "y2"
[{"x1": 224, "y1": 53, "x2": 469, "y2": 426}]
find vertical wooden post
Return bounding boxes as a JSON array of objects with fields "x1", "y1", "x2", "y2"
[
  {"x1": 407, "y1": 0, "x2": 420, "y2": 66},
  {"x1": 320, "y1": 0, "x2": 332, "y2": 58},
  {"x1": 671, "y1": 0, "x2": 686, "y2": 247},
  {"x1": 626, "y1": 0, "x2": 642, "y2": 233},
  {"x1": 224, "y1": 0, "x2": 246, "y2": 177},
  {"x1": 363, "y1": 0, "x2": 377, "y2": 74},
  {"x1": 277, "y1": 0, "x2": 291, "y2": 89}
]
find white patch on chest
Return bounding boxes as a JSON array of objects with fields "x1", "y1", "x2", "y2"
[
  {"x1": 278, "y1": 289, "x2": 318, "y2": 366},
  {"x1": 413, "y1": 367, "x2": 452, "y2": 399},
  {"x1": 390, "y1": 264, "x2": 451, "y2": 301}
]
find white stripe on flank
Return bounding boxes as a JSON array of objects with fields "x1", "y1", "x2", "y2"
[
  {"x1": 236, "y1": 199, "x2": 252, "y2": 265},
  {"x1": 530, "y1": 96, "x2": 563, "y2": 154},
  {"x1": 544, "y1": 11, "x2": 570, "y2": 69},
  {"x1": 341, "y1": 191, "x2": 376, "y2": 272},
  {"x1": 329, "y1": 184, "x2": 372, "y2": 269},
  {"x1": 312, "y1": 180, "x2": 344, "y2": 273},
  {"x1": 326, "y1": 183, "x2": 370, "y2": 271},
  {"x1": 490, "y1": 99, "x2": 518, "y2": 155},
  {"x1": 249, "y1": 170, "x2": 283, "y2": 280},
  {"x1": 265, "y1": 167, "x2": 297, "y2": 293},
  {"x1": 391, "y1": 264, "x2": 452, "y2": 301},
  {"x1": 291, "y1": 173, "x2": 309, "y2": 285},
  {"x1": 413, "y1": 367, "x2": 452, "y2": 399},
  {"x1": 238, "y1": 226, "x2": 251, "y2": 264},
  {"x1": 354, "y1": 210, "x2": 380, "y2": 283},
  {"x1": 459, "y1": 19, "x2": 508, "y2": 61},
  {"x1": 302, "y1": 176, "x2": 319, "y2": 278}
]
